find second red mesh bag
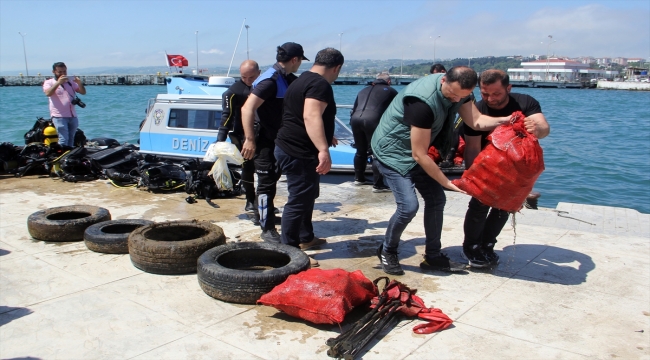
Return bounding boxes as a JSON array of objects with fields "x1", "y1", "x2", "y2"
[
  {"x1": 258, "y1": 268, "x2": 377, "y2": 324},
  {"x1": 452, "y1": 111, "x2": 545, "y2": 213}
]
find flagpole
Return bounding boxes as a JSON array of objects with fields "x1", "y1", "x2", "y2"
[
  {"x1": 227, "y1": 18, "x2": 246, "y2": 77},
  {"x1": 165, "y1": 50, "x2": 171, "y2": 73}
]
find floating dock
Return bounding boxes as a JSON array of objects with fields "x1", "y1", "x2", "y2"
[{"x1": 0, "y1": 174, "x2": 648, "y2": 359}]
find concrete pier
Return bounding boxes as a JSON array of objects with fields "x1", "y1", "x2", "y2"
[
  {"x1": 0, "y1": 74, "x2": 168, "y2": 86},
  {"x1": 597, "y1": 81, "x2": 650, "y2": 91},
  {"x1": 0, "y1": 174, "x2": 648, "y2": 359}
]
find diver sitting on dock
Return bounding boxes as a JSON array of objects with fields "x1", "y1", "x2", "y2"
[
  {"x1": 240, "y1": 42, "x2": 309, "y2": 243},
  {"x1": 217, "y1": 60, "x2": 261, "y2": 222}
]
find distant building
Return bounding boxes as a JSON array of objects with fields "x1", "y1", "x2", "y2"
[
  {"x1": 612, "y1": 57, "x2": 628, "y2": 66},
  {"x1": 596, "y1": 57, "x2": 612, "y2": 65},
  {"x1": 507, "y1": 58, "x2": 617, "y2": 88}
]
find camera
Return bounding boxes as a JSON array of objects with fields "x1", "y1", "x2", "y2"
[{"x1": 71, "y1": 96, "x2": 86, "y2": 108}]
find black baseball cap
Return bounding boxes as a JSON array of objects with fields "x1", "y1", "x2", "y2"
[{"x1": 279, "y1": 42, "x2": 309, "y2": 61}]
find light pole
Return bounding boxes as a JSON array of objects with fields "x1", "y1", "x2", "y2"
[
  {"x1": 401, "y1": 45, "x2": 411, "y2": 77},
  {"x1": 195, "y1": 31, "x2": 199, "y2": 74},
  {"x1": 338, "y1": 33, "x2": 343, "y2": 51},
  {"x1": 18, "y1": 32, "x2": 29, "y2": 76},
  {"x1": 431, "y1": 35, "x2": 441, "y2": 62},
  {"x1": 245, "y1": 25, "x2": 250, "y2": 60},
  {"x1": 468, "y1": 50, "x2": 477, "y2": 67},
  {"x1": 544, "y1": 35, "x2": 556, "y2": 81}
]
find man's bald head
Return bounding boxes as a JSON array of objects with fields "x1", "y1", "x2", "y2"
[{"x1": 239, "y1": 60, "x2": 260, "y2": 86}]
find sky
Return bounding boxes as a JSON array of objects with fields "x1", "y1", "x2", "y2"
[{"x1": 1, "y1": 0, "x2": 649, "y2": 74}]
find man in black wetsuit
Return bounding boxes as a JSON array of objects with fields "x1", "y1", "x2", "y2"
[
  {"x1": 275, "y1": 47, "x2": 344, "y2": 267},
  {"x1": 461, "y1": 69, "x2": 550, "y2": 268},
  {"x1": 240, "y1": 42, "x2": 308, "y2": 243},
  {"x1": 350, "y1": 73, "x2": 398, "y2": 192},
  {"x1": 217, "y1": 60, "x2": 261, "y2": 218}
]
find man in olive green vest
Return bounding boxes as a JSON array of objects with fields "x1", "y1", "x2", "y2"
[{"x1": 371, "y1": 66, "x2": 512, "y2": 275}]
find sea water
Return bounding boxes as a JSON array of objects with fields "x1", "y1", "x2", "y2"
[{"x1": 1, "y1": 85, "x2": 649, "y2": 214}]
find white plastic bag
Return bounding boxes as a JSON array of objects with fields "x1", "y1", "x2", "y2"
[
  {"x1": 203, "y1": 142, "x2": 244, "y2": 165},
  {"x1": 209, "y1": 157, "x2": 232, "y2": 190}
]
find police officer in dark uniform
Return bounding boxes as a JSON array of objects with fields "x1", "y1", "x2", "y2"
[
  {"x1": 240, "y1": 42, "x2": 308, "y2": 243},
  {"x1": 217, "y1": 60, "x2": 261, "y2": 217},
  {"x1": 350, "y1": 73, "x2": 398, "y2": 192}
]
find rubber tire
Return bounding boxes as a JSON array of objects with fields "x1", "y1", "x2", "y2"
[
  {"x1": 197, "y1": 242, "x2": 310, "y2": 304},
  {"x1": 27, "y1": 205, "x2": 112, "y2": 242},
  {"x1": 84, "y1": 219, "x2": 154, "y2": 254},
  {"x1": 128, "y1": 220, "x2": 225, "y2": 275}
]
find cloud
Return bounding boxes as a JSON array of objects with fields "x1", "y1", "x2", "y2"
[{"x1": 201, "y1": 48, "x2": 224, "y2": 55}]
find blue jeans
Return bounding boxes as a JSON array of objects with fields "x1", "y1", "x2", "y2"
[
  {"x1": 274, "y1": 146, "x2": 320, "y2": 248},
  {"x1": 52, "y1": 117, "x2": 78, "y2": 147},
  {"x1": 376, "y1": 160, "x2": 446, "y2": 257}
]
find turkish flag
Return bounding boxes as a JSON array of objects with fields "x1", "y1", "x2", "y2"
[{"x1": 166, "y1": 54, "x2": 189, "y2": 67}]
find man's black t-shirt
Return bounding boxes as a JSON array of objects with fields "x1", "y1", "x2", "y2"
[
  {"x1": 276, "y1": 71, "x2": 336, "y2": 160},
  {"x1": 464, "y1": 92, "x2": 541, "y2": 146},
  {"x1": 251, "y1": 63, "x2": 297, "y2": 141}
]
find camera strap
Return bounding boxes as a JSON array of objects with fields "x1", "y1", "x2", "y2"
[{"x1": 59, "y1": 81, "x2": 76, "y2": 100}]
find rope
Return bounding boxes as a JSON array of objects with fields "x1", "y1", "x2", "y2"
[{"x1": 553, "y1": 210, "x2": 596, "y2": 225}]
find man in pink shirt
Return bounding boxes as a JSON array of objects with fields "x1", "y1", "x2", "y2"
[{"x1": 43, "y1": 62, "x2": 86, "y2": 147}]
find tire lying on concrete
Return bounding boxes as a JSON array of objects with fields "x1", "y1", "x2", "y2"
[
  {"x1": 128, "y1": 220, "x2": 225, "y2": 275},
  {"x1": 198, "y1": 242, "x2": 310, "y2": 304},
  {"x1": 27, "y1": 205, "x2": 112, "y2": 242},
  {"x1": 84, "y1": 219, "x2": 154, "y2": 254}
]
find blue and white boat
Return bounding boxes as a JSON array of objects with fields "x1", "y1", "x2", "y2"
[{"x1": 138, "y1": 73, "x2": 359, "y2": 172}]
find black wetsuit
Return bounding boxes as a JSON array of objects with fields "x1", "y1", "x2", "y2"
[
  {"x1": 218, "y1": 80, "x2": 255, "y2": 205},
  {"x1": 349, "y1": 79, "x2": 398, "y2": 187}
]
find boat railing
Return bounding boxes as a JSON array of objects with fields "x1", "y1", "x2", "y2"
[{"x1": 335, "y1": 105, "x2": 354, "y2": 146}]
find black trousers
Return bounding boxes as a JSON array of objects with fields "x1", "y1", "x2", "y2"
[
  {"x1": 463, "y1": 197, "x2": 510, "y2": 249},
  {"x1": 350, "y1": 116, "x2": 384, "y2": 187},
  {"x1": 274, "y1": 146, "x2": 319, "y2": 247},
  {"x1": 253, "y1": 136, "x2": 280, "y2": 231}
]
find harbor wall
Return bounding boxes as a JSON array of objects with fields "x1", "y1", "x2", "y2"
[
  {"x1": 0, "y1": 75, "x2": 167, "y2": 86},
  {"x1": 597, "y1": 81, "x2": 650, "y2": 91},
  {"x1": 0, "y1": 74, "x2": 422, "y2": 86}
]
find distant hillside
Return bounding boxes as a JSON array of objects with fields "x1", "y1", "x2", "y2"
[
  {"x1": 0, "y1": 57, "x2": 529, "y2": 76},
  {"x1": 388, "y1": 56, "x2": 531, "y2": 75}
]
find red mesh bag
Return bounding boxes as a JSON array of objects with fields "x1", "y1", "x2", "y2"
[
  {"x1": 427, "y1": 145, "x2": 442, "y2": 162},
  {"x1": 258, "y1": 268, "x2": 377, "y2": 324},
  {"x1": 452, "y1": 111, "x2": 544, "y2": 212},
  {"x1": 454, "y1": 136, "x2": 465, "y2": 165}
]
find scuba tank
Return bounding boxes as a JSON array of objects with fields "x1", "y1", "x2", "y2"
[{"x1": 43, "y1": 124, "x2": 58, "y2": 146}]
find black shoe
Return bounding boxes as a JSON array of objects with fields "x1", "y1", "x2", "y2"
[
  {"x1": 273, "y1": 207, "x2": 280, "y2": 214},
  {"x1": 245, "y1": 201, "x2": 255, "y2": 212},
  {"x1": 372, "y1": 186, "x2": 391, "y2": 193},
  {"x1": 420, "y1": 253, "x2": 467, "y2": 272},
  {"x1": 461, "y1": 245, "x2": 490, "y2": 268},
  {"x1": 377, "y1": 244, "x2": 404, "y2": 275},
  {"x1": 261, "y1": 229, "x2": 280, "y2": 243},
  {"x1": 482, "y1": 243, "x2": 500, "y2": 265},
  {"x1": 354, "y1": 180, "x2": 373, "y2": 186}
]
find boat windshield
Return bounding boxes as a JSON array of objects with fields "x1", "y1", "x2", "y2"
[{"x1": 335, "y1": 105, "x2": 354, "y2": 146}]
